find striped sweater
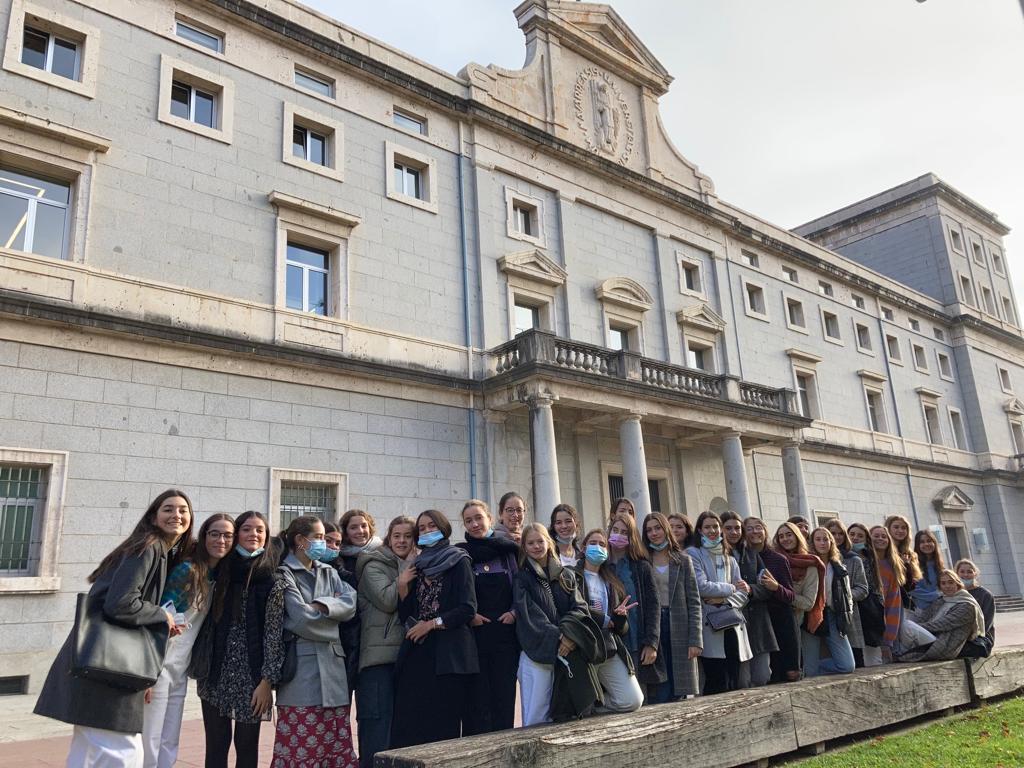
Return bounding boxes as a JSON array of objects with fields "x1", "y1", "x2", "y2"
[{"x1": 878, "y1": 559, "x2": 903, "y2": 648}]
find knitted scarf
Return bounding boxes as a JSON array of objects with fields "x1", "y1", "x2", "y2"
[
  {"x1": 414, "y1": 538, "x2": 471, "y2": 578},
  {"x1": 932, "y1": 589, "x2": 986, "y2": 641},
  {"x1": 781, "y1": 551, "x2": 826, "y2": 632}
]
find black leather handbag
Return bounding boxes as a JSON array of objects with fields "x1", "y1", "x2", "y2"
[{"x1": 70, "y1": 592, "x2": 168, "y2": 691}]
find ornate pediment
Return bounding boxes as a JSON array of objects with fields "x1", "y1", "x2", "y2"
[
  {"x1": 676, "y1": 304, "x2": 725, "y2": 333},
  {"x1": 499, "y1": 249, "x2": 567, "y2": 287},
  {"x1": 1005, "y1": 397, "x2": 1024, "y2": 415},
  {"x1": 933, "y1": 485, "x2": 974, "y2": 515},
  {"x1": 595, "y1": 277, "x2": 653, "y2": 312}
]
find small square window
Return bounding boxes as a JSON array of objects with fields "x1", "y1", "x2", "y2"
[
  {"x1": 822, "y1": 310, "x2": 841, "y2": 342},
  {"x1": 505, "y1": 189, "x2": 545, "y2": 246},
  {"x1": 971, "y1": 241, "x2": 985, "y2": 266},
  {"x1": 174, "y1": 19, "x2": 223, "y2": 53},
  {"x1": 171, "y1": 79, "x2": 216, "y2": 127},
  {"x1": 678, "y1": 258, "x2": 704, "y2": 296},
  {"x1": 285, "y1": 242, "x2": 330, "y2": 315},
  {"x1": 782, "y1": 265, "x2": 798, "y2": 283},
  {"x1": 512, "y1": 203, "x2": 535, "y2": 237},
  {"x1": 851, "y1": 294, "x2": 865, "y2": 310},
  {"x1": 786, "y1": 297, "x2": 805, "y2": 330},
  {"x1": 271, "y1": 468, "x2": 347, "y2": 531},
  {"x1": 608, "y1": 325, "x2": 630, "y2": 351},
  {"x1": 912, "y1": 343, "x2": 928, "y2": 372},
  {"x1": 513, "y1": 301, "x2": 540, "y2": 336},
  {"x1": 22, "y1": 26, "x2": 78, "y2": 79},
  {"x1": 685, "y1": 341, "x2": 714, "y2": 372},
  {"x1": 999, "y1": 367, "x2": 1013, "y2": 393},
  {"x1": 933, "y1": 327, "x2": 945, "y2": 341},
  {"x1": 394, "y1": 162, "x2": 421, "y2": 199},
  {"x1": 950, "y1": 227, "x2": 964, "y2": 253},
  {"x1": 885, "y1": 334, "x2": 902, "y2": 363},
  {"x1": 293, "y1": 125, "x2": 327, "y2": 166},
  {"x1": 741, "y1": 251, "x2": 759, "y2": 269},
  {"x1": 818, "y1": 280, "x2": 834, "y2": 298},
  {"x1": 937, "y1": 352, "x2": 953, "y2": 380},
  {"x1": 881, "y1": 306, "x2": 895, "y2": 322},
  {"x1": 908, "y1": 318, "x2": 920, "y2": 332},
  {"x1": 158, "y1": 56, "x2": 233, "y2": 143},
  {"x1": 282, "y1": 104, "x2": 344, "y2": 182},
  {"x1": 949, "y1": 409, "x2": 967, "y2": 451},
  {"x1": 295, "y1": 67, "x2": 333, "y2": 97},
  {"x1": 744, "y1": 282, "x2": 767, "y2": 318},
  {"x1": 393, "y1": 109, "x2": 426, "y2": 135},
  {"x1": 855, "y1": 322, "x2": 872, "y2": 352},
  {"x1": 385, "y1": 141, "x2": 437, "y2": 213},
  {"x1": 4, "y1": 9, "x2": 100, "y2": 98}
]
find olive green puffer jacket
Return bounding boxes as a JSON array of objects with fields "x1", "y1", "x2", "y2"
[{"x1": 356, "y1": 547, "x2": 405, "y2": 670}]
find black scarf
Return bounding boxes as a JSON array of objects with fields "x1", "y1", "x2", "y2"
[
  {"x1": 415, "y1": 539, "x2": 471, "y2": 578},
  {"x1": 459, "y1": 534, "x2": 519, "y2": 564},
  {"x1": 210, "y1": 553, "x2": 277, "y2": 687}
]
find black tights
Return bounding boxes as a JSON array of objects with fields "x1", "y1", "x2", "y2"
[
  {"x1": 702, "y1": 628, "x2": 741, "y2": 694},
  {"x1": 201, "y1": 699, "x2": 263, "y2": 768}
]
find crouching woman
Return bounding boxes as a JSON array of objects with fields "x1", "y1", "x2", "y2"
[{"x1": 897, "y1": 569, "x2": 986, "y2": 663}]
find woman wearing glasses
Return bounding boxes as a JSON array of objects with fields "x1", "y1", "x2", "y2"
[{"x1": 494, "y1": 492, "x2": 527, "y2": 544}]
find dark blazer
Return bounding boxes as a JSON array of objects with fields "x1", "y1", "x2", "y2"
[
  {"x1": 735, "y1": 544, "x2": 779, "y2": 656},
  {"x1": 617, "y1": 556, "x2": 664, "y2": 685},
  {"x1": 35, "y1": 540, "x2": 169, "y2": 734},
  {"x1": 398, "y1": 558, "x2": 478, "y2": 676}
]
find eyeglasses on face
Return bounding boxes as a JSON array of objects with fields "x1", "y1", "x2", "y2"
[
  {"x1": 207, "y1": 531, "x2": 235, "y2": 540},
  {"x1": 503, "y1": 507, "x2": 526, "y2": 515}
]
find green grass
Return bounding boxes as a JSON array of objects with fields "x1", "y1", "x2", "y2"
[{"x1": 793, "y1": 696, "x2": 1024, "y2": 768}]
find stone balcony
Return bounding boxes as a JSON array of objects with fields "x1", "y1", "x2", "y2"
[{"x1": 486, "y1": 329, "x2": 799, "y2": 420}]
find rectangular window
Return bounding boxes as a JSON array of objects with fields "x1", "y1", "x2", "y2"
[
  {"x1": 741, "y1": 251, "x2": 759, "y2": 268},
  {"x1": 1011, "y1": 421, "x2": 1024, "y2": 455},
  {"x1": 818, "y1": 280, "x2": 834, "y2": 297},
  {"x1": 912, "y1": 343, "x2": 928, "y2": 372},
  {"x1": 513, "y1": 301, "x2": 539, "y2": 336},
  {"x1": 855, "y1": 322, "x2": 872, "y2": 352},
  {"x1": 681, "y1": 262, "x2": 702, "y2": 294},
  {"x1": 294, "y1": 68, "x2": 333, "y2": 97},
  {"x1": 782, "y1": 265, "x2": 798, "y2": 283},
  {"x1": 908, "y1": 318, "x2": 921, "y2": 332},
  {"x1": 923, "y1": 403, "x2": 942, "y2": 445},
  {"x1": 279, "y1": 482, "x2": 336, "y2": 528},
  {"x1": 22, "y1": 26, "x2": 79, "y2": 80},
  {"x1": 285, "y1": 242, "x2": 329, "y2": 315},
  {"x1": 292, "y1": 125, "x2": 327, "y2": 166},
  {"x1": 170, "y1": 79, "x2": 216, "y2": 128},
  {"x1": 885, "y1": 334, "x2": 902, "y2": 363},
  {"x1": 991, "y1": 248, "x2": 1005, "y2": 275},
  {"x1": 959, "y1": 274, "x2": 975, "y2": 306},
  {"x1": 937, "y1": 352, "x2": 953, "y2": 380},
  {"x1": 999, "y1": 367, "x2": 1013, "y2": 393},
  {"x1": 851, "y1": 294, "x2": 865, "y2": 310},
  {"x1": 393, "y1": 162, "x2": 421, "y2": 199},
  {"x1": 685, "y1": 342, "x2": 712, "y2": 372},
  {"x1": 795, "y1": 372, "x2": 818, "y2": 419},
  {"x1": 512, "y1": 202, "x2": 536, "y2": 237},
  {"x1": 786, "y1": 297, "x2": 805, "y2": 329},
  {"x1": 0, "y1": 465, "x2": 46, "y2": 575},
  {"x1": 981, "y1": 286, "x2": 996, "y2": 315},
  {"x1": 1002, "y1": 296, "x2": 1017, "y2": 325},
  {"x1": 971, "y1": 241, "x2": 985, "y2": 266},
  {"x1": 933, "y1": 327, "x2": 945, "y2": 341},
  {"x1": 745, "y1": 284, "x2": 766, "y2": 316},
  {"x1": 950, "y1": 227, "x2": 964, "y2": 252},
  {"x1": 0, "y1": 165, "x2": 71, "y2": 260},
  {"x1": 881, "y1": 306, "x2": 895, "y2": 321},
  {"x1": 174, "y1": 20, "x2": 223, "y2": 52},
  {"x1": 822, "y1": 310, "x2": 841, "y2": 341},
  {"x1": 865, "y1": 388, "x2": 887, "y2": 433},
  {"x1": 608, "y1": 325, "x2": 629, "y2": 352},
  {"x1": 393, "y1": 109, "x2": 426, "y2": 135},
  {"x1": 949, "y1": 409, "x2": 967, "y2": 451}
]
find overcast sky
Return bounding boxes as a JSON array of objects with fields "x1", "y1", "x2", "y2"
[{"x1": 304, "y1": 0, "x2": 1024, "y2": 304}]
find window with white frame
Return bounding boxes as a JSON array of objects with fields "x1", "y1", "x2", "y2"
[
  {"x1": 743, "y1": 280, "x2": 767, "y2": 320},
  {"x1": 294, "y1": 67, "x2": 333, "y2": 97},
  {"x1": 22, "y1": 24, "x2": 78, "y2": 78},
  {"x1": 970, "y1": 240, "x2": 985, "y2": 266},
  {"x1": 818, "y1": 280, "x2": 834, "y2": 298},
  {"x1": 981, "y1": 286, "x2": 996, "y2": 316},
  {"x1": 999, "y1": 366, "x2": 1013, "y2": 393},
  {"x1": 740, "y1": 250, "x2": 759, "y2": 268},
  {"x1": 908, "y1": 318, "x2": 921, "y2": 332},
  {"x1": 959, "y1": 274, "x2": 975, "y2": 306},
  {"x1": 596, "y1": 277, "x2": 652, "y2": 354},
  {"x1": 282, "y1": 104, "x2": 344, "y2": 182},
  {"x1": 864, "y1": 385, "x2": 888, "y2": 433},
  {"x1": 933, "y1": 327, "x2": 945, "y2": 341},
  {"x1": 505, "y1": 188, "x2": 544, "y2": 246},
  {"x1": 948, "y1": 408, "x2": 967, "y2": 451},
  {"x1": 158, "y1": 55, "x2": 234, "y2": 143},
  {"x1": 174, "y1": 17, "x2": 223, "y2": 53},
  {"x1": 991, "y1": 246, "x2": 1005, "y2": 276},
  {"x1": 936, "y1": 351, "x2": 953, "y2": 381},
  {"x1": 679, "y1": 257, "x2": 704, "y2": 297},
  {"x1": 782, "y1": 265, "x2": 798, "y2": 283},
  {"x1": 0, "y1": 164, "x2": 71, "y2": 260},
  {"x1": 3, "y1": 2, "x2": 100, "y2": 98},
  {"x1": 913, "y1": 342, "x2": 931, "y2": 372},
  {"x1": 608, "y1": 323, "x2": 632, "y2": 351},
  {"x1": 885, "y1": 333, "x2": 902, "y2": 364},
  {"x1": 270, "y1": 468, "x2": 347, "y2": 531},
  {"x1": 881, "y1": 306, "x2": 895, "y2": 322},
  {"x1": 922, "y1": 402, "x2": 943, "y2": 445},
  {"x1": 796, "y1": 371, "x2": 818, "y2": 418},
  {"x1": 685, "y1": 340, "x2": 714, "y2": 372},
  {"x1": 821, "y1": 309, "x2": 841, "y2": 343},
  {"x1": 393, "y1": 108, "x2": 426, "y2": 135},
  {"x1": 0, "y1": 448, "x2": 67, "y2": 593},
  {"x1": 285, "y1": 242, "x2": 329, "y2": 315},
  {"x1": 949, "y1": 226, "x2": 964, "y2": 253},
  {"x1": 851, "y1": 293, "x2": 866, "y2": 310},
  {"x1": 512, "y1": 301, "x2": 540, "y2": 336},
  {"x1": 677, "y1": 305, "x2": 724, "y2": 376},
  {"x1": 855, "y1": 321, "x2": 872, "y2": 353},
  {"x1": 385, "y1": 141, "x2": 437, "y2": 213},
  {"x1": 499, "y1": 249, "x2": 565, "y2": 340},
  {"x1": 1010, "y1": 420, "x2": 1024, "y2": 455},
  {"x1": 785, "y1": 296, "x2": 806, "y2": 331},
  {"x1": 1002, "y1": 295, "x2": 1017, "y2": 326}
]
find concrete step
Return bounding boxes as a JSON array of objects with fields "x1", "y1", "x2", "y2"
[{"x1": 994, "y1": 594, "x2": 1024, "y2": 613}]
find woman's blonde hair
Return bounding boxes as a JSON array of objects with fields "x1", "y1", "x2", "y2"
[
  {"x1": 809, "y1": 527, "x2": 841, "y2": 565},
  {"x1": 773, "y1": 521, "x2": 808, "y2": 555},
  {"x1": 518, "y1": 522, "x2": 557, "y2": 567}
]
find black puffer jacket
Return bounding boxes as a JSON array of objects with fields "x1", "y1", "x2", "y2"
[{"x1": 829, "y1": 560, "x2": 855, "y2": 637}]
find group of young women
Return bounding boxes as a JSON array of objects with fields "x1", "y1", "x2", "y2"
[{"x1": 35, "y1": 490, "x2": 998, "y2": 768}]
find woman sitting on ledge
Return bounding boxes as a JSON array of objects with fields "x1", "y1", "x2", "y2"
[{"x1": 896, "y1": 569, "x2": 985, "y2": 663}]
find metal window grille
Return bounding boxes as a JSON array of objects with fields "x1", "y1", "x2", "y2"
[
  {"x1": 279, "y1": 482, "x2": 335, "y2": 528},
  {"x1": 0, "y1": 465, "x2": 46, "y2": 575},
  {"x1": 608, "y1": 476, "x2": 662, "y2": 514}
]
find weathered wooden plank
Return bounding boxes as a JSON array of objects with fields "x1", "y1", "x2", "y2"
[
  {"x1": 789, "y1": 659, "x2": 971, "y2": 747},
  {"x1": 377, "y1": 688, "x2": 796, "y2": 768},
  {"x1": 969, "y1": 647, "x2": 1024, "y2": 700}
]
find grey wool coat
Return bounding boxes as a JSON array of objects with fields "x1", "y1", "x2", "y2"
[
  {"x1": 34, "y1": 540, "x2": 170, "y2": 734},
  {"x1": 663, "y1": 551, "x2": 703, "y2": 697},
  {"x1": 840, "y1": 551, "x2": 869, "y2": 649},
  {"x1": 276, "y1": 554, "x2": 358, "y2": 707}
]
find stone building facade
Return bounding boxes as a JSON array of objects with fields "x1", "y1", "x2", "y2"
[{"x1": 0, "y1": 0, "x2": 1020, "y2": 690}]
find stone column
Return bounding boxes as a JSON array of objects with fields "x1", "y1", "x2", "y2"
[
  {"x1": 781, "y1": 440, "x2": 810, "y2": 521},
  {"x1": 721, "y1": 430, "x2": 752, "y2": 518},
  {"x1": 619, "y1": 413, "x2": 652, "y2": 523},
  {"x1": 529, "y1": 395, "x2": 560, "y2": 518},
  {"x1": 483, "y1": 411, "x2": 508, "y2": 508}
]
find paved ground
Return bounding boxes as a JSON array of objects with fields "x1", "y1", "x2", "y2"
[{"x1": 2, "y1": 612, "x2": 1021, "y2": 767}]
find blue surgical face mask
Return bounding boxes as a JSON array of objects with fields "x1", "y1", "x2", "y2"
[
  {"x1": 852, "y1": 542, "x2": 867, "y2": 552},
  {"x1": 418, "y1": 531, "x2": 444, "y2": 548},
  {"x1": 319, "y1": 547, "x2": 340, "y2": 563},
  {"x1": 303, "y1": 539, "x2": 328, "y2": 561},
  {"x1": 556, "y1": 534, "x2": 575, "y2": 546},
  {"x1": 649, "y1": 540, "x2": 669, "y2": 551},
  {"x1": 701, "y1": 535, "x2": 723, "y2": 549},
  {"x1": 585, "y1": 544, "x2": 608, "y2": 565},
  {"x1": 962, "y1": 577, "x2": 975, "y2": 588},
  {"x1": 235, "y1": 545, "x2": 264, "y2": 558},
  {"x1": 484, "y1": 528, "x2": 495, "y2": 538}
]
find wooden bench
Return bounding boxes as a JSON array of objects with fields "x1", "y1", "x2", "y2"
[{"x1": 376, "y1": 647, "x2": 1024, "y2": 768}]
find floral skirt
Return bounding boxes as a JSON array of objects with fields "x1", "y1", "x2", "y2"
[{"x1": 271, "y1": 705, "x2": 357, "y2": 768}]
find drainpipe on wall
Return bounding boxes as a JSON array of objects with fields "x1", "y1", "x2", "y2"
[
  {"x1": 457, "y1": 124, "x2": 477, "y2": 499},
  {"x1": 876, "y1": 315, "x2": 919, "y2": 530}
]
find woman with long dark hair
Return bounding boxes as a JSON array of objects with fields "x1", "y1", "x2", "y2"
[
  {"x1": 607, "y1": 513, "x2": 662, "y2": 687},
  {"x1": 550, "y1": 503, "x2": 582, "y2": 566},
  {"x1": 35, "y1": 490, "x2": 193, "y2": 767},
  {"x1": 911, "y1": 529, "x2": 946, "y2": 612},
  {"x1": 848, "y1": 523, "x2": 885, "y2": 667},
  {"x1": 824, "y1": 519, "x2": 870, "y2": 669},
  {"x1": 199, "y1": 511, "x2": 285, "y2": 768},
  {"x1": 458, "y1": 500, "x2": 519, "y2": 735},
  {"x1": 773, "y1": 522, "x2": 825, "y2": 678},
  {"x1": 391, "y1": 510, "x2": 477, "y2": 747},
  {"x1": 143, "y1": 513, "x2": 234, "y2": 768},
  {"x1": 722, "y1": 511, "x2": 776, "y2": 688},
  {"x1": 272, "y1": 515, "x2": 358, "y2": 767}
]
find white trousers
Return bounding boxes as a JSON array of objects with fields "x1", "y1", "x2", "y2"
[
  {"x1": 594, "y1": 656, "x2": 643, "y2": 713},
  {"x1": 67, "y1": 726, "x2": 142, "y2": 768},
  {"x1": 141, "y1": 609, "x2": 206, "y2": 768},
  {"x1": 518, "y1": 652, "x2": 553, "y2": 727}
]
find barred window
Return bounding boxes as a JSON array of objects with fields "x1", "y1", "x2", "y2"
[
  {"x1": 0, "y1": 466, "x2": 46, "y2": 575},
  {"x1": 279, "y1": 482, "x2": 335, "y2": 528}
]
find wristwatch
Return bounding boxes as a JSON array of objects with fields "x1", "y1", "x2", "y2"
[{"x1": 434, "y1": 617, "x2": 444, "y2": 629}]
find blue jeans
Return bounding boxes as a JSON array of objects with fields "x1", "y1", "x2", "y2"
[
  {"x1": 649, "y1": 607, "x2": 675, "y2": 704},
  {"x1": 802, "y1": 612, "x2": 855, "y2": 677}
]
